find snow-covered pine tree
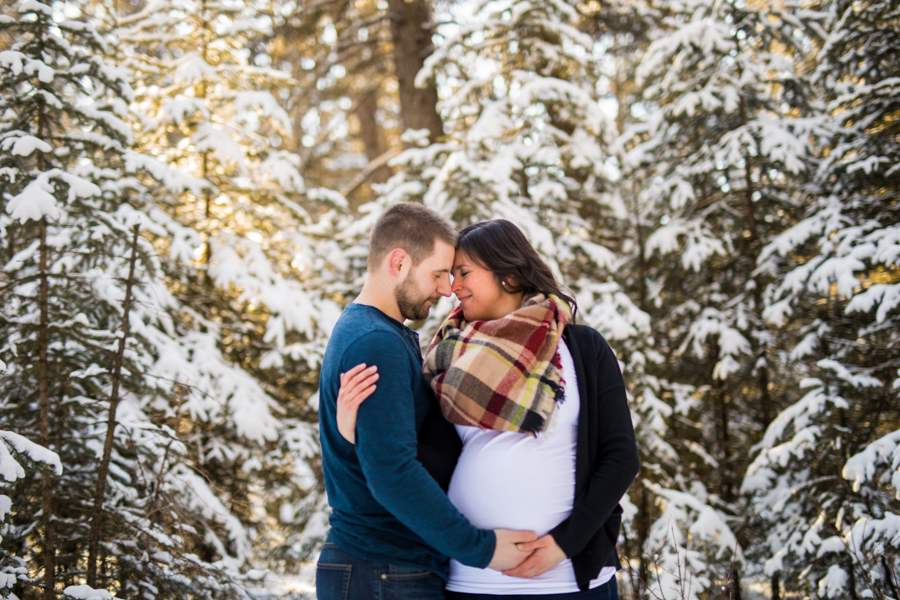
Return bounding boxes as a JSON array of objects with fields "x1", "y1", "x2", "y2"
[
  {"x1": 364, "y1": 0, "x2": 638, "y2": 328},
  {"x1": 0, "y1": 430, "x2": 62, "y2": 598},
  {"x1": 743, "y1": 1, "x2": 900, "y2": 598},
  {"x1": 0, "y1": 2, "x2": 159, "y2": 596},
  {"x1": 0, "y1": 2, "x2": 285, "y2": 597},
  {"x1": 99, "y1": 0, "x2": 349, "y2": 573},
  {"x1": 617, "y1": 0, "x2": 817, "y2": 595}
]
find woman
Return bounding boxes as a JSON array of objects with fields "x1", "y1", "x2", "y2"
[{"x1": 336, "y1": 220, "x2": 639, "y2": 599}]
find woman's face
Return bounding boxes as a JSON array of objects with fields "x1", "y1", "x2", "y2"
[{"x1": 451, "y1": 252, "x2": 521, "y2": 321}]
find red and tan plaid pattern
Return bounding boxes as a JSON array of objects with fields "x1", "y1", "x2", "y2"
[{"x1": 423, "y1": 294, "x2": 570, "y2": 435}]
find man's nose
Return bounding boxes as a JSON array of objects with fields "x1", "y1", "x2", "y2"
[{"x1": 437, "y1": 274, "x2": 452, "y2": 297}]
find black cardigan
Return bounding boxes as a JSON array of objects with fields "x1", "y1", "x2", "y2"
[{"x1": 417, "y1": 324, "x2": 641, "y2": 590}]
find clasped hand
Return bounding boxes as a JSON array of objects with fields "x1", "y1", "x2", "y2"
[{"x1": 490, "y1": 531, "x2": 567, "y2": 579}]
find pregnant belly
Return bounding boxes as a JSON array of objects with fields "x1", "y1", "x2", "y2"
[{"x1": 447, "y1": 430, "x2": 577, "y2": 536}]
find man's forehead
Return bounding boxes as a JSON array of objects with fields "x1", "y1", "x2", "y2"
[{"x1": 419, "y1": 240, "x2": 455, "y2": 269}]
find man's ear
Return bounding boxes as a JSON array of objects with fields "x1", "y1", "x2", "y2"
[{"x1": 387, "y1": 248, "x2": 409, "y2": 277}]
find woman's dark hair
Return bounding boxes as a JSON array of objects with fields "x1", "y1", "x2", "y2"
[{"x1": 457, "y1": 220, "x2": 577, "y2": 318}]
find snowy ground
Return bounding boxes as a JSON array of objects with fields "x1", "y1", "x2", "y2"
[{"x1": 247, "y1": 563, "x2": 318, "y2": 600}]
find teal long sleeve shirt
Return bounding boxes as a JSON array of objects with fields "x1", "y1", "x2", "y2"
[{"x1": 318, "y1": 303, "x2": 495, "y2": 579}]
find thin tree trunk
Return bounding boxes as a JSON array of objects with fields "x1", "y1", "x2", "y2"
[
  {"x1": 36, "y1": 83, "x2": 56, "y2": 599},
  {"x1": 771, "y1": 572, "x2": 780, "y2": 600},
  {"x1": 356, "y1": 87, "x2": 392, "y2": 185},
  {"x1": 630, "y1": 181, "x2": 652, "y2": 589},
  {"x1": 387, "y1": 0, "x2": 443, "y2": 143},
  {"x1": 637, "y1": 480, "x2": 650, "y2": 587},
  {"x1": 716, "y1": 381, "x2": 734, "y2": 503},
  {"x1": 883, "y1": 555, "x2": 899, "y2": 600},
  {"x1": 846, "y1": 553, "x2": 859, "y2": 600},
  {"x1": 199, "y1": 0, "x2": 214, "y2": 285},
  {"x1": 86, "y1": 224, "x2": 141, "y2": 587},
  {"x1": 38, "y1": 218, "x2": 56, "y2": 600},
  {"x1": 731, "y1": 563, "x2": 742, "y2": 600},
  {"x1": 737, "y1": 52, "x2": 773, "y2": 430}
]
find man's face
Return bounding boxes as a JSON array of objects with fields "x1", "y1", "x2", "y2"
[{"x1": 395, "y1": 239, "x2": 455, "y2": 321}]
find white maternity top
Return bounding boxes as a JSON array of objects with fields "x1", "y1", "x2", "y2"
[{"x1": 445, "y1": 339, "x2": 616, "y2": 594}]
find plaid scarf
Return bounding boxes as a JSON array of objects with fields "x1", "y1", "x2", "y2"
[{"x1": 423, "y1": 294, "x2": 571, "y2": 435}]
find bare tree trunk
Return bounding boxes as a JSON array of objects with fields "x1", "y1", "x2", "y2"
[
  {"x1": 716, "y1": 381, "x2": 734, "y2": 503},
  {"x1": 348, "y1": 86, "x2": 394, "y2": 206},
  {"x1": 636, "y1": 479, "x2": 651, "y2": 588},
  {"x1": 38, "y1": 217, "x2": 56, "y2": 600},
  {"x1": 731, "y1": 563, "x2": 743, "y2": 600},
  {"x1": 772, "y1": 572, "x2": 780, "y2": 600},
  {"x1": 629, "y1": 179, "x2": 652, "y2": 589},
  {"x1": 357, "y1": 88, "x2": 392, "y2": 184},
  {"x1": 86, "y1": 224, "x2": 141, "y2": 587},
  {"x1": 736, "y1": 47, "x2": 773, "y2": 431},
  {"x1": 387, "y1": 0, "x2": 443, "y2": 143},
  {"x1": 35, "y1": 85, "x2": 56, "y2": 599}
]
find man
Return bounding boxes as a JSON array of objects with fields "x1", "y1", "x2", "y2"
[{"x1": 316, "y1": 203, "x2": 535, "y2": 599}]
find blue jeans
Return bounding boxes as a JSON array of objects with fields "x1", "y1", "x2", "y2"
[
  {"x1": 445, "y1": 576, "x2": 619, "y2": 600},
  {"x1": 316, "y1": 541, "x2": 446, "y2": 600}
]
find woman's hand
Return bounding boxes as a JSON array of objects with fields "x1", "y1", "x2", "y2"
[
  {"x1": 501, "y1": 534, "x2": 567, "y2": 579},
  {"x1": 336, "y1": 363, "x2": 379, "y2": 444}
]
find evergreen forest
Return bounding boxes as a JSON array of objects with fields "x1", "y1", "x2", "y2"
[{"x1": 0, "y1": 0, "x2": 898, "y2": 598}]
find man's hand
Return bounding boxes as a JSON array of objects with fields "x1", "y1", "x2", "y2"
[
  {"x1": 501, "y1": 534, "x2": 567, "y2": 578},
  {"x1": 337, "y1": 363, "x2": 379, "y2": 444},
  {"x1": 486, "y1": 529, "x2": 537, "y2": 571}
]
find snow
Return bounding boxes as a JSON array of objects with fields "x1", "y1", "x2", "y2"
[
  {"x1": 846, "y1": 283, "x2": 900, "y2": 323},
  {"x1": 0, "y1": 430, "x2": 63, "y2": 478},
  {"x1": 63, "y1": 585, "x2": 117, "y2": 599},
  {"x1": 193, "y1": 124, "x2": 245, "y2": 172},
  {"x1": 18, "y1": 0, "x2": 52, "y2": 16},
  {"x1": 843, "y1": 430, "x2": 900, "y2": 498},
  {"x1": 75, "y1": 103, "x2": 133, "y2": 145},
  {"x1": 234, "y1": 91, "x2": 292, "y2": 133},
  {"x1": 7, "y1": 169, "x2": 104, "y2": 223},
  {"x1": 260, "y1": 151, "x2": 304, "y2": 192},
  {"x1": 69, "y1": 364, "x2": 109, "y2": 379},
  {"x1": 0, "y1": 51, "x2": 25, "y2": 75},
  {"x1": 174, "y1": 52, "x2": 216, "y2": 85},
  {"x1": 160, "y1": 96, "x2": 209, "y2": 126},
  {"x1": 6, "y1": 135, "x2": 52, "y2": 156},
  {"x1": 817, "y1": 565, "x2": 848, "y2": 598},
  {"x1": 7, "y1": 178, "x2": 61, "y2": 223},
  {"x1": 23, "y1": 58, "x2": 54, "y2": 83}
]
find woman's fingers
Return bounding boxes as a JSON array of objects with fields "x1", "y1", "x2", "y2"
[
  {"x1": 502, "y1": 535, "x2": 566, "y2": 578},
  {"x1": 340, "y1": 362, "x2": 370, "y2": 387},
  {"x1": 343, "y1": 373, "x2": 379, "y2": 408},
  {"x1": 339, "y1": 366, "x2": 378, "y2": 402},
  {"x1": 336, "y1": 365, "x2": 378, "y2": 446}
]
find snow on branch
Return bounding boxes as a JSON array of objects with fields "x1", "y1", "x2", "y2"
[
  {"x1": 0, "y1": 430, "x2": 62, "y2": 481},
  {"x1": 7, "y1": 169, "x2": 102, "y2": 223},
  {"x1": 843, "y1": 429, "x2": 900, "y2": 499}
]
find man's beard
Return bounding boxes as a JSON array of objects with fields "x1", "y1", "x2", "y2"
[{"x1": 395, "y1": 274, "x2": 438, "y2": 321}]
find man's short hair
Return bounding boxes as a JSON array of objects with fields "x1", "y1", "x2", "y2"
[{"x1": 367, "y1": 203, "x2": 458, "y2": 272}]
